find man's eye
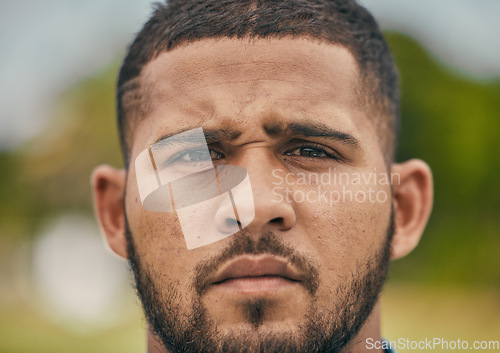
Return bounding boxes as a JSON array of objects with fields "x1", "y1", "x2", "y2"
[
  {"x1": 285, "y1": 147, "x2": 332, "y2": 158},
  {"x1": 179, "y1": 149, "x2": 223, "y2": 163}
]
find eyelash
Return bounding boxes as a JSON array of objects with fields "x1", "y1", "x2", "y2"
[
  {"x1": 160, "y1": 145, "x2": 214, "y2": 167},
  {"x1": 284, "y1": 143, "x2": 342, "y2": 161}
]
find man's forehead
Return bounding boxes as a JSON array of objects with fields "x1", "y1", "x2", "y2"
[{"x1": 138, "y1": 37, "x2": 361, "y2": 103}]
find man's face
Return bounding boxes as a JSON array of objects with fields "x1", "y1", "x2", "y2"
[{"x1": 125, "y1": 38, "x2": 393, "y2": 352}]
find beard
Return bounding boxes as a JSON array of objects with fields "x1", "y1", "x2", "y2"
[{"x1": 125, "y1": 213, "x2": 393, "y2": 353}]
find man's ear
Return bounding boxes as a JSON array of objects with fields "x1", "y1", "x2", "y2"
[
  {"x1": 91, "y1": 165, "x2": 128, "y2": 259},
  {"x1": 390, "y1": 159, "x2": 433, "y2": 260}
]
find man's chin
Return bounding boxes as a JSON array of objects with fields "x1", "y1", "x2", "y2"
[{"x1": 200, "y1": 287, "x2": 312, "y2": 329}]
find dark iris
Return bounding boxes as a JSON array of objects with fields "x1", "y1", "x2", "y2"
[
  {"x1": 209, "y1": 150, "x2": 224, "y2": 160},
  {"x1": 299, "y1": 147, "x2": 326, "y2": 157}
]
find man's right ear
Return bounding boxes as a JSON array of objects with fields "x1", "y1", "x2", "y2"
[{"x1": 91, "y1": 165, "x2": 128, "y2": 259}]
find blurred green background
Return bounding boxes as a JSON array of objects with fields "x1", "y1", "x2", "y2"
[{"x1": 1, "y1": 8, "x2": 499, "y2": 353}]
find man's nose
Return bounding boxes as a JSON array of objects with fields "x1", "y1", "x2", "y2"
[{"x1": 213, "y1": 153, "x2": 296, "y2": 235}]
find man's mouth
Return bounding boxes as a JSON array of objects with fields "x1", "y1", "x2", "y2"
[{"x1": 209, "y1": 255, "x2": 304, "y2": 294}]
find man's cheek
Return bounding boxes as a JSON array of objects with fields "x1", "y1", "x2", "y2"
[
  {"x1": 133, "y1": 212, "x2": 187, "y2": 264},
  {"x1": 299, "y1": 194, "x2": 386, "y2": 264},
  {"x1": 136, "y1": 221, "x2": 196, "y2": 299}
]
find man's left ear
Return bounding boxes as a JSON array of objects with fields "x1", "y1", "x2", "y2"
[
  {"x1": 91, "y1": 165, "x2": 128, "y2": 259},
  {"x1": 390, "y1": 159, "x2": 433, "y2": 260}
]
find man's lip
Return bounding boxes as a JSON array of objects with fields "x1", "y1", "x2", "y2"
[{"x1": 210, "y1": 255, "x2": 304, "y2": 285}]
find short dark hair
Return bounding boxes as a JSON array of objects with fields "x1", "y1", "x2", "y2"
[{"x1": 117, "y1": 0, "x2": 399, "y2": 166}]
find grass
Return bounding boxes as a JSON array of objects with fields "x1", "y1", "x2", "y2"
[
  {"x1": 381, "y1": 283, "x2": 500, "y2": 352},
  {"x1": 0, "y1": 302, "x2": 145, "y2": 353}
]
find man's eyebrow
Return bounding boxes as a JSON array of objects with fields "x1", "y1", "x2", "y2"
[
  {"x1": 265, "y1": 122, "x2": 361, "y2": 148},
  {"x1": 153, "y1": 123, "x2": 359, "y2": 148},
  {"x1": 154, "y1": 128, "x2": 241, "y2": 145}
]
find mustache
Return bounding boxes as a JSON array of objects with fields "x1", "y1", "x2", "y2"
[{"x1": 192, "y1": 230, "x2": 319, "y2": 296}]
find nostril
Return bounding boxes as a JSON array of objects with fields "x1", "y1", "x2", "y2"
[{"x1": 270, "y1": 217, "x2": 284, "y2": 224}]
